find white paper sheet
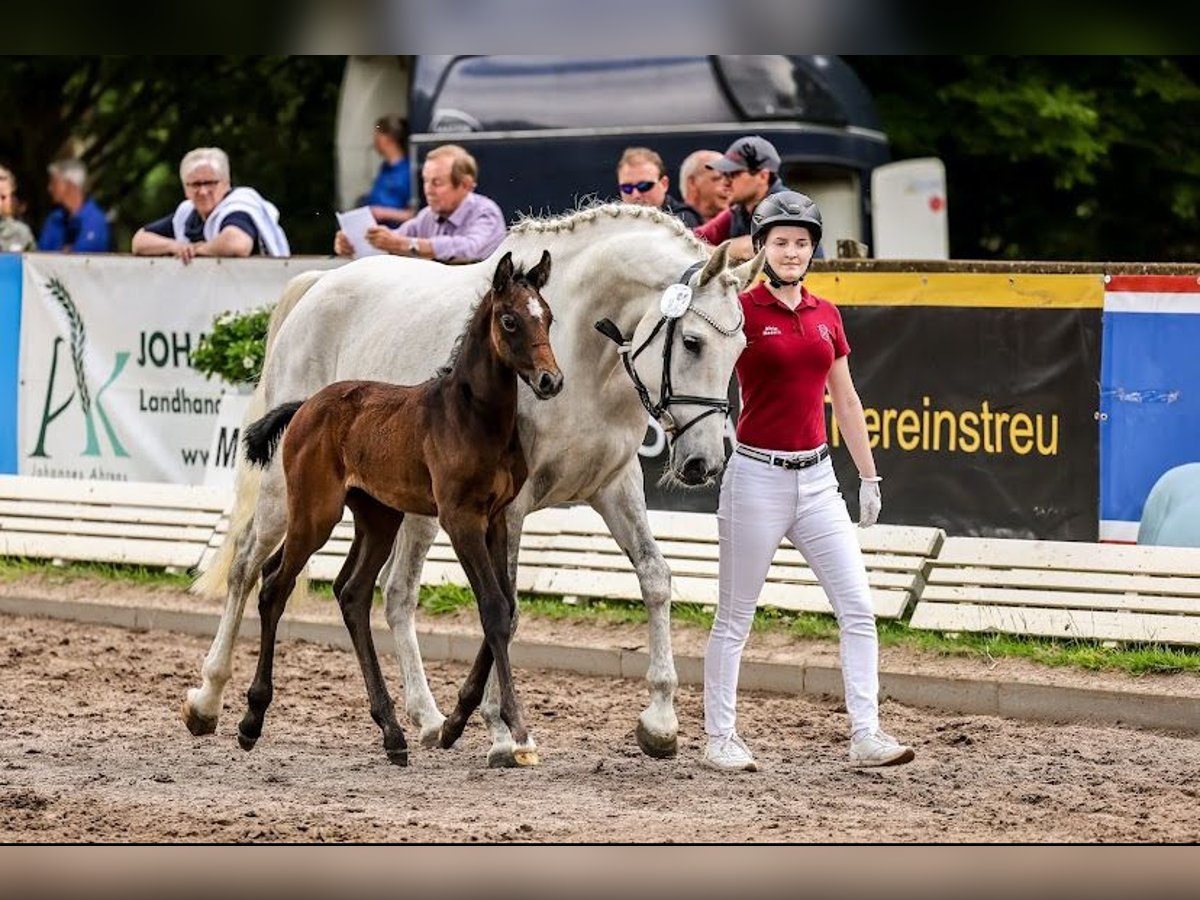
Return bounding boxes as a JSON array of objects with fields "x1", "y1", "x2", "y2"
[{"x1": 335, "y1": 206, "x2": 385, "y2": 258}]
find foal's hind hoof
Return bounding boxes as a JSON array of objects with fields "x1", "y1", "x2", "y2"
[
  {"x1": 386, "y1": 748, "x2": 410, "y2": 767},
  {"x1": 181, "y1": 698, "x2": 218, "y2": 737},
  {"x1": 237, "y1": 729, "x2": 258, "y2": 752},
  {"x1": 635, "y1": 720, "x2": 678, "y2": 759}
]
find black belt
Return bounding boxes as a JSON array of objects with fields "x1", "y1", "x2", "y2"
[{"x1": 735, "y1": 444, "x2": 830, "y2": 470}]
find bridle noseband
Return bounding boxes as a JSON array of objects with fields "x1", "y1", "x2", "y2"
[{"x1": 594, "y1": 261, "x2": 744, "y2": 440}]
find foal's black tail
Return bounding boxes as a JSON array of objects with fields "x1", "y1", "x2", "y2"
[{"x1": 243, "y1": 401, "x2": 304, "y2": 467}]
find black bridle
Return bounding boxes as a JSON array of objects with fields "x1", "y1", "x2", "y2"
[{"x1": 594, "y1": 261, "x2": 744, "y2": 440}]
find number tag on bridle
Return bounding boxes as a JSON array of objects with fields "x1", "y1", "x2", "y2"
[{"x1": 659, "y1": 283, "x2": 692, "y2": 319}]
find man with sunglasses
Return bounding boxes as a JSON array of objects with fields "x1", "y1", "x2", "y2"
[
  {"x1": 694, "y1": 135, "x2": 792, "y2": 262},
  {"x1": 615, "y1": 147, "x2": 695, "y2": 225}
]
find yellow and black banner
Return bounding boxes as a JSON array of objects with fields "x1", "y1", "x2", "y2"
[{"x1": 815, "y1": 273, "x2": 1104, "y2": 540}]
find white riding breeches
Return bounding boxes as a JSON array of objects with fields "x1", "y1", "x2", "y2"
[{"x1": 703, "y1": 447, "x2": 880, "y2": 739}]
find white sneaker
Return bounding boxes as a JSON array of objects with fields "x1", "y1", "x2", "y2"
[
  {"x1": 849, "y1": 729, "x2": 915, "y2": 767},
  {"x1": 703, "y1": 733, "x2": 759, "y2": 772}
]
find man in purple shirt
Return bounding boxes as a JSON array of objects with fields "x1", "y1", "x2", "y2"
[{"x1": 335, "y1": 144, "x2": 506, "y2": 263}]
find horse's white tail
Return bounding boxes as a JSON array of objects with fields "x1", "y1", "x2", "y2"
[{"x1": 191, "y1": 269, "x2": 329, "y2": 598}]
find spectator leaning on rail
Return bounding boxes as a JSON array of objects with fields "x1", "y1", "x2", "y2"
[
  {"x1": 693, "y1": 135, "x2": 792, "y2": 263},
  {"x1": 0, "y1": 165, "x2": 36, "y2": 252},
  {"x1": 677, "y1": 149, "x2": 731, "y2": 227},
  {"x1": 615, "y1": 146, "x2": 695, "y2": 225},
  {"x1": 131, "y1": 147, "x2": 290, "y2": 263},
  {"x1": 335, "y1": 144, "x2": 505, "y2": 263},
  {"x1": 37, "y1": 159, "x2": 110, "y2": 253}
]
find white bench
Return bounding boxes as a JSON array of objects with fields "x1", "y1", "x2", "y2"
[
  {"x1": 0, "y1": 475, "x2": 229, "y2": 570},
  {"x1": 910, "y1": 537, "x2": 1200, "y2": 646},
  {"x1": 299, "y1": 505, "x2": 942, "y2": 619}
]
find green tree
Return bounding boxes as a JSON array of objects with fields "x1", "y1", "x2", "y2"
[
  {"x1": 847, "y1": 56, "x2": 1200, "y2": 261},
  {"x1": 0, "y1": 56, "x2": 345, "y2": 254}
]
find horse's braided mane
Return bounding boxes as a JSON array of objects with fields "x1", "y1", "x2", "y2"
[{"x1": 511, "y1": 201, "x2": 711, "y2": 258}]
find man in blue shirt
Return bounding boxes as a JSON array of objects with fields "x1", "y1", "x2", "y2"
[
  {"x1": 37, "y1": 159, "x2": 110, "y2": 253},
  {"x1": 363, "y1": 115, "x2": 413, "y2": 226}
]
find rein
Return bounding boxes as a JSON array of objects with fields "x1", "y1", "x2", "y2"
[{"x1": 594, "y1": 261, "x2": 743, "y2": 440}]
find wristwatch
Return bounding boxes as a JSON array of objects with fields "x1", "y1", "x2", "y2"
[{"x1": 406, "y1": 237, "x2": 418, "y2": 256}]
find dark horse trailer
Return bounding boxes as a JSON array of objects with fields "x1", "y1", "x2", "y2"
[{"x1": 335, "y1": 55, "x2": 893, "y2": 250}]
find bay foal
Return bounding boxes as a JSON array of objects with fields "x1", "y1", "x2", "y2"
[{"x1": 237, "y1": 250, "x2": 560, "y2": 766}]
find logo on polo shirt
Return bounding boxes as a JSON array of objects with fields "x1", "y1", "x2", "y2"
[
  {"x1": 817, "y1": 323, "x2": 833, "y2": 343},
  {"x1": 762, "y1": 325, "x2": 782, "y2": 337}
]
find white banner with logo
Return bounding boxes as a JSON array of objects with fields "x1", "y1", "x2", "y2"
[{"x1": 18, "y1": 254, "x2": 344, "y2": 485}]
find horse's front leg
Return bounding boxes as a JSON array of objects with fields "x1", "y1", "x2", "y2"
[
  {"x1": 589, "y1": 459, "x2": 679, "y2": 758},
  {"x1": 443, "y1": 511, "x2": 537, "y2": 767},
  {"x1": 381, "y1": 514, "x2": 446, "y2": 748}
]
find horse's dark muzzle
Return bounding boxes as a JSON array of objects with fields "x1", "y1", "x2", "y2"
[{"x1": 534, "y1": 370, "x2": 564, "y2": 399}]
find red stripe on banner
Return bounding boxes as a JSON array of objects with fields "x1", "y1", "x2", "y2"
[{"x1": 1106, "y1": 275, "x2": 1200, "y2": 293}]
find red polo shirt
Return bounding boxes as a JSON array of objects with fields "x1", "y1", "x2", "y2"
[{"x1": 735, "y1": 282, "x2": 850, "y2": 452}]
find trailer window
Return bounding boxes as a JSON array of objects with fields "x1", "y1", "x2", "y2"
[
  {"x1": 716, "y1": 56, "x2": 845, "y2": 125},
  {"x1": 431, "y1": 56, "x2": 735, "y2": 132}
]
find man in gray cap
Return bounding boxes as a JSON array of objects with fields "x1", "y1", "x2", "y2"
[{"x1": 694, "y1": 135, "x2": 789, "y2": 261}]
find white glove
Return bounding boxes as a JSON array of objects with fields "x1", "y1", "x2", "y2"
[{"x1": 858, "y1": 475, "x2": 882, "y2": 528}]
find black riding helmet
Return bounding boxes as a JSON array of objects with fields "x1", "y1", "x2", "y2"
[
  {"x1": 751, "y1": 190, "x2": 823, "y2": 250},
  {"x1": 751, "y1": 191, "x2": 823, "y2": 287}
]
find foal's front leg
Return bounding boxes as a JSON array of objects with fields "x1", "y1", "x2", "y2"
[{"x1": 441, "y1": 512, "x2": 536, "y2": 766}]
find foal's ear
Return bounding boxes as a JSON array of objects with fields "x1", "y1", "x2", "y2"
[
  {"x1": 697, "y1": 241, "x2": 730, "y2": 287},
  {"x1": 728, "y1": 247, "x2": 767, "y2": 292},
  {"x1": 492, "y1": 251, "x2": 515, "y2": 294},
  {"x1": 527, "y1": 249, "x2": 552, "y2": 290}
]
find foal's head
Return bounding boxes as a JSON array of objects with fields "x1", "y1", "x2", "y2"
[{"x1": 488, "y1": 250, "x2": 563, "y2": 400}]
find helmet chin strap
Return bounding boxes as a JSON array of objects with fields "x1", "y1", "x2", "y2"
[{"x1": 763, "y1": 260, "x2": 806, "y2": 289}]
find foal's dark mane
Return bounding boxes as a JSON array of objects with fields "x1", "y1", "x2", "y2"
[{"x1": 435, "y1": 265, "x2": 537, "y2": 379}]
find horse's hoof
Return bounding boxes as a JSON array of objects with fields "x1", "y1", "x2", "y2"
[
  {"x1": 236, "y1": 729, "x2": 258, "y2": 752},
  {"x1": 512, "y1": 748, "x2": 540, "y2": 767},
  {"x1": 421, "y1": 721, "x2": 446, "y2": 749},
  {"x1": 386, "y1": 748, "x2": 410, "y2": 767},
  {"x1": 635, "y1": 720, "x2": 678, "y2": 759},
  {"x1": 181, "y1": 698, "x2": 218, "y2": 737},
  {"x1": 487, "y1": 746, "x2": 519, "y2": 768}
]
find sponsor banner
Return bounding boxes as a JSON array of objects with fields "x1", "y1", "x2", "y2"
[
  {"x1": 18, "y1": 255, "x2": 342, "y2": 485},
  {"x1": 1099, "y1": 275, "x2": 1200, "y2": 542},
  {"x1": 641, "y1": 272, "x2": 1104, "y2": 541},
  {"x1": 0, "y1": 254, "x2": 21, "y2": 473}
]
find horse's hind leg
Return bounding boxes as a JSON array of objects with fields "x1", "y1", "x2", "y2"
[
  {"x1": 340, "y1": 491, "x2": 409, "y2": 766},
  {"x1": 237, "y1": 488, "x2": 344, "y2": 752},
  {"x1": 183, "y1": 467, "x2": 289, "y2": 735},
  {"x1": 381, "y1": 514, "x2": 445, "y2": 747}
]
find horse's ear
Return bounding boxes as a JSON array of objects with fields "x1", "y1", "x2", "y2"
[
  {"x1": 527, "y1": 249, "x2": 552, "y2": 290},
  {"x1": 728, "y1": 247, "x2": 767, "y2": 292},
  {"x1": 697, "y1": 241, "x2": 729, "y2": 287},
  {"x1": 493, "y1": 251, "x2": 514, "y2": 294}
]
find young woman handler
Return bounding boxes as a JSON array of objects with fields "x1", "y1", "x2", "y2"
[{"x1": 703, "y1": 191, "x2": 915, "y2": 772}]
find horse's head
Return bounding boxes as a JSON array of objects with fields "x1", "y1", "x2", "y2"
[
  {"x1": 626, "y1": 241, "x2": 763, "y2": 486},
  {"x1": 489, "y1": 250, "x2": 563, "y2": 400}
]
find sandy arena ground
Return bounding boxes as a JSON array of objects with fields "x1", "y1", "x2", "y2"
[{"x1": 2, "y1": 609, "x2": 1198, "y2": 842}]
